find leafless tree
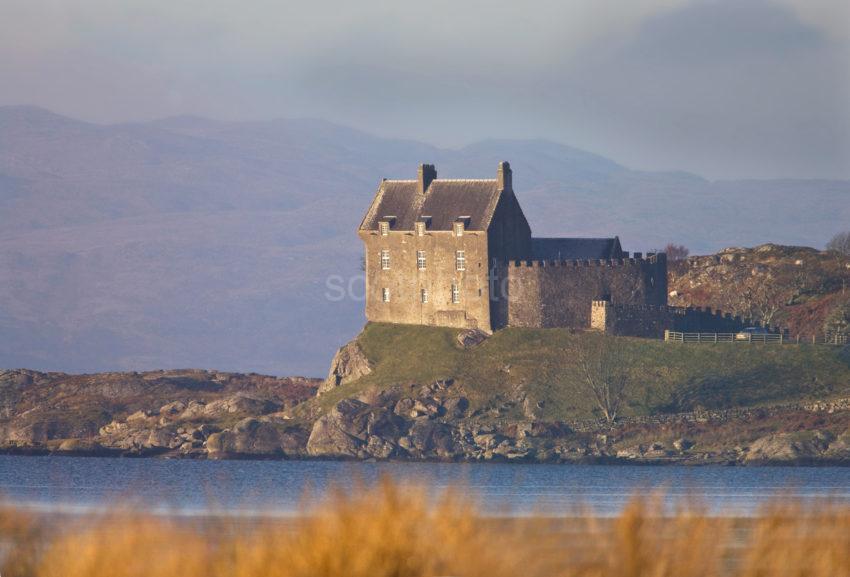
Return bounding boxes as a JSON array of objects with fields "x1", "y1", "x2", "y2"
[
  {"x1": 573, "y1": 333, "x2": 633, "y2": 423},
  {"x1": 664, "y1": 243, "x2": 690, "y2": 261},
  {"x1": 826, "y1": 231, "x2": 850, "y2": 256},
  {"x1": 739, "y1": 281, "x2": 785, "y2": 326}
]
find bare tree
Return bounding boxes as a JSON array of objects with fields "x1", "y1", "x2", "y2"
[
  {"x1": 738, "y1": 281, "x2": 785, "y2": 326},
  {"x1": 826, "y1": 231, "x2": 850, "y2": 256},
  {"x1": 573, "y1": 333, "x2": 633, "y2": 423},
  {"x1": 664, "y1": 243, "x2": 690, "y2": 261}
]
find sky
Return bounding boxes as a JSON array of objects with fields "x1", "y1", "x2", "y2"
[{"x1": 1, "y1": 0, "x2": 848, "y2": 180}]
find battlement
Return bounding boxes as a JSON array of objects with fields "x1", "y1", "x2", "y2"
[{"x1": 506, "y1": 253, "x2": 664, "y2": 269}]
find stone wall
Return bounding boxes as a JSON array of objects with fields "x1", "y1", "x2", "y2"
[
  {"x1": 503, "y1": 254, "x2": 668, "y2": 329},
  {"x1": 360, "y1": 229, "x2": 493, "y2": 331},
  {"x1": 590, "y1": 301, "x2": 755, "y2": 337}
]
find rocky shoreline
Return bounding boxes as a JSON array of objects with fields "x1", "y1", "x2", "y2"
[{"x1": 3, "y1": 368, "x2": 850, "y2": 466}]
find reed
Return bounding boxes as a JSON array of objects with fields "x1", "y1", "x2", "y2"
[{"x1": 1, "y1": 480, "x2": 848, "y2": 577}]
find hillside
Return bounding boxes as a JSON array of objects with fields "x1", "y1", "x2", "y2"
[
  {"x1": 2, "y1": 106, "x2": 850, "y2": 376},
  {"x1": 669, "y1": 244, "x2": 850, "y2": 336},
  {"x1": 4, "y1": 326, "x2": 850, "y2": 464}
]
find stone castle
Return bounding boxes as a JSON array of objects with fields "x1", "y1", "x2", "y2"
[{"x1": 358, "y1": 162, "x2": 746, "y2": 336}]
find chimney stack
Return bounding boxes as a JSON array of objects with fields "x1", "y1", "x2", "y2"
[
  {"x1": 497, "y1": 161, "x2": 512, "y2": 191},
  {"x1": 417, "y1": 163, "x2": 437, "y2": 194}
]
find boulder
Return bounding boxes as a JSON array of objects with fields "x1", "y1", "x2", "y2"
[
  {"x1": 407, "y1": 420, "x2": 458, "y2": 459},
  {"x1": 744, "y1": 431, "x2": 833, "y2": 463},
  {"x1": 320, "y1": 341, "x2": 372, "y2": 395},
  {"x1": 306, "y1": 399, "x2": 406, "y2": 458},
  {"x1": 442, "y1": 397, "x2": 469, "y2": 419},
  {"x1": 206, "y1": 418, "x2": 307, "y2": 458}
]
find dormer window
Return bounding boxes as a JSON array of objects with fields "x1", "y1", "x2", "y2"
[
  {"x1": 416, "y1": 217, "x2": 431, "y2": 236},
  {"x1": 454, "y1": 216, "x2": 470, "y2": 237},
  {"x1": 379, "y1": 216, "x2": 396, "y2": 236}
]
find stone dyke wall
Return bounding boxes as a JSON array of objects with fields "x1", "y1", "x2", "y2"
[{"x1": 502, "y1": 254, "x2": 667, "y2": 329}]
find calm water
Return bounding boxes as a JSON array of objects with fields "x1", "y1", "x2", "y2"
[{"x1": 2, "y1": 455, "x2": 849, "y2": 517}]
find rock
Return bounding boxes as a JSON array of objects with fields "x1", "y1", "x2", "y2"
[
  {"x1": 56, "y1": 439, "x2": 103, "y2": 453},
  {"x1": 412, "y1": 398, "x2": 442, "y2": 419},
  {"x1": 202, "y1": 394, "x2": 281, "y2": 417},
  {"x1": 442, "y1": 397, "x2": 469, "y2": 419},
  {"x1": 457, "y1": 329, "x2": 488, "y2": 348},
  {"x1": 407, "y1": 420, "x2": 458, "y2": 459},
  {"x1": 206, "y1": 418, "x2": 308, "y2": 458},
  {"x1": 307, "y1": 399, "x2": 406, "y2": 458},
  {"x1": 320, "y1": 340, "x2": 372, "y2": 395},
  {"x1": 673, "y1": 438, "x2": 694, "y2": 452},
  {"x1": 393, "y1": 398, "x2": 416, "y2": 417},
  {"x1": 145, "y1": 428, "x2": 179, "y2": 449},
  {"x1": 127, "y1": 410, "x2": 154, "y2": 423},
  {"x1": 159, "y1": 401, "x2": 186, "y2": 417},
  {"x1": 744, "y1": 431, "x2": 833, "y2": 463}
]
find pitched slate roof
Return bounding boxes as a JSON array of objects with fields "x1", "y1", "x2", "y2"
[
  {"x1": 531, "y1": 237, "x2": 624, "y2": 260},
  {"x1": 359, "y1": 179, "x2": 502, "y2": 232}
]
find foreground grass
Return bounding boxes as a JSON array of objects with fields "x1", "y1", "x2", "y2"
[
  {"x1": 313, "y1": 323, "x2": 850, "y2": 422},
  {"x1": 1, "y1": 480, "x2": 849, "y2": 577}
]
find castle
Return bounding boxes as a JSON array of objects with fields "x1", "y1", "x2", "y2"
[{"x1": 358, "y1": 162, "x2": 746, "y2": 336}]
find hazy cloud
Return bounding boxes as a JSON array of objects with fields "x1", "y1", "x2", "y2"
[{"x1": 0, "y1": 0, "x2": 847, "y2": 178}]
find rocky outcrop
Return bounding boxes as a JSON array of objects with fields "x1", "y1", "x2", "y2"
[
  {"x1": 206, "y1": 418, "x2": 308, "y2": 458},
  {"x1": 320, "y1": 341, "x2": 372, "y2": 395},
  {"x1": 743, "y1": 431, "x2": 835, "y2": 464},
  {"x1": 307, "y1": 399, "x2": 406, "y2": 458}
]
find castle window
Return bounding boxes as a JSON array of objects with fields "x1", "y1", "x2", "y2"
[
  {"x1": 379, "y1": 221, "x2": 389, "y2": 236},
  {"x1": 453, "y1": 222, "x2": 464, "y2": 237},
  {"x1": 415, "y1": 222, "x2": 425, "y2": 236},
  {"x1": 417, "y1": 250, "x2": 426, "y2": 270},
  {"x1": 380, "y1": 250, "x2": 390, "y2": 270},
  {"x1": 420, "y1": 288, "x2": 428, "y2": 303},
  {"x1": 382, "y1": 288, "x2": 390, "y2": 302},
  {"x1": 455, "y1": 251, "x2": 466, "y2": 271},
  {"x1": 451, "y1": 283, "x2": 460, "y2": 304}
]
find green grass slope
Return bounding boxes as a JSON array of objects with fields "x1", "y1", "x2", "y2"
[{"x1": 312, "y1": 323, "x2": 850, "y2": 423}]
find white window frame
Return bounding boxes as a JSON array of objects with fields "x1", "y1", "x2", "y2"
[
  {"x1": 455, "y1": 250, "x2": 466, "y2": 271},
  {"x1": 420, "y1": 288, "x2": 428, "y2": 303},
  {"x1": 451, "y1": 283, "x2": 460, "y2": 304},
  {"x1": 415, "y1": 222, "x2": 425, "y2": 236},
  {"x1": 379, "y1": 221, "x2": 389, "y2": 236},
  {"x1": 417, "y1": 250, "x2": 426, "y2": 270},
  {"x1": 454, "y1": 222, "x2": 464, "y2": 237},
  {"x1": 380, "y1": 249, "x2": 390, "y2": 270},
  {"x1": 382, "y1": 287, "x2": 390, "y2": 302}
]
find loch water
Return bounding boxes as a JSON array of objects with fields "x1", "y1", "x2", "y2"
[{"x1": 2, "y1": 455, "x2": 849, "y2": 517}]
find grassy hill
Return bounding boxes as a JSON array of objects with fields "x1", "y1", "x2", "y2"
[{"x1": 310, "y1": 323, "x2": 850, "y2": 423}]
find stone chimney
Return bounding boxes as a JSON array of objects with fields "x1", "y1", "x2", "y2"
[
  {"x1": 417, "y1": 164, "x2": 437, "y2": 194},
  {"x1": 497, "y1": 161, "x2": 512, "y2": 191}
]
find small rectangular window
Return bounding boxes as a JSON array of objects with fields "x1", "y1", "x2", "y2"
[
  {"x1": 415, "y1": 222, "x2": 425, "y2": 236},
  {"x1": 451, "y1": 284, "x2": 460, "y2": 304},
  {"x1": 420, "y1": 288, "x2": 428, "y2": 303},
  {"x1": 380, "y1": 250, "x2": 390, "y2": 270},
  {"x1": 417, "y1": 250, "x2": 426, "y2": 270},
  {"x1": 379, "y1": 221, "x2": 389, "y2": 236},
  {"x1": 454, "y1": 222, "x2": 464, "y2": 237},
  {"x1": 382, "y1": 287, "x2": 390, "y2": 302},
  {"x1": 455, "y1": 250, "x2": 466, "y2": 271}
]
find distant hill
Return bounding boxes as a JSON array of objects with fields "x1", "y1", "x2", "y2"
[{"x1": 1, "y1": 106, "x2": 849, "y2": 376}]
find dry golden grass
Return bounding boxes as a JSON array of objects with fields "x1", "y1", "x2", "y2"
[{"x1": 1, "y1": 479, "x2": 848, "y2": 577}]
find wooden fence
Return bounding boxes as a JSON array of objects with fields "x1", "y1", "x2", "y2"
[{"x1": 664, "y1": 330, "x2": 848, "y2": 345}]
